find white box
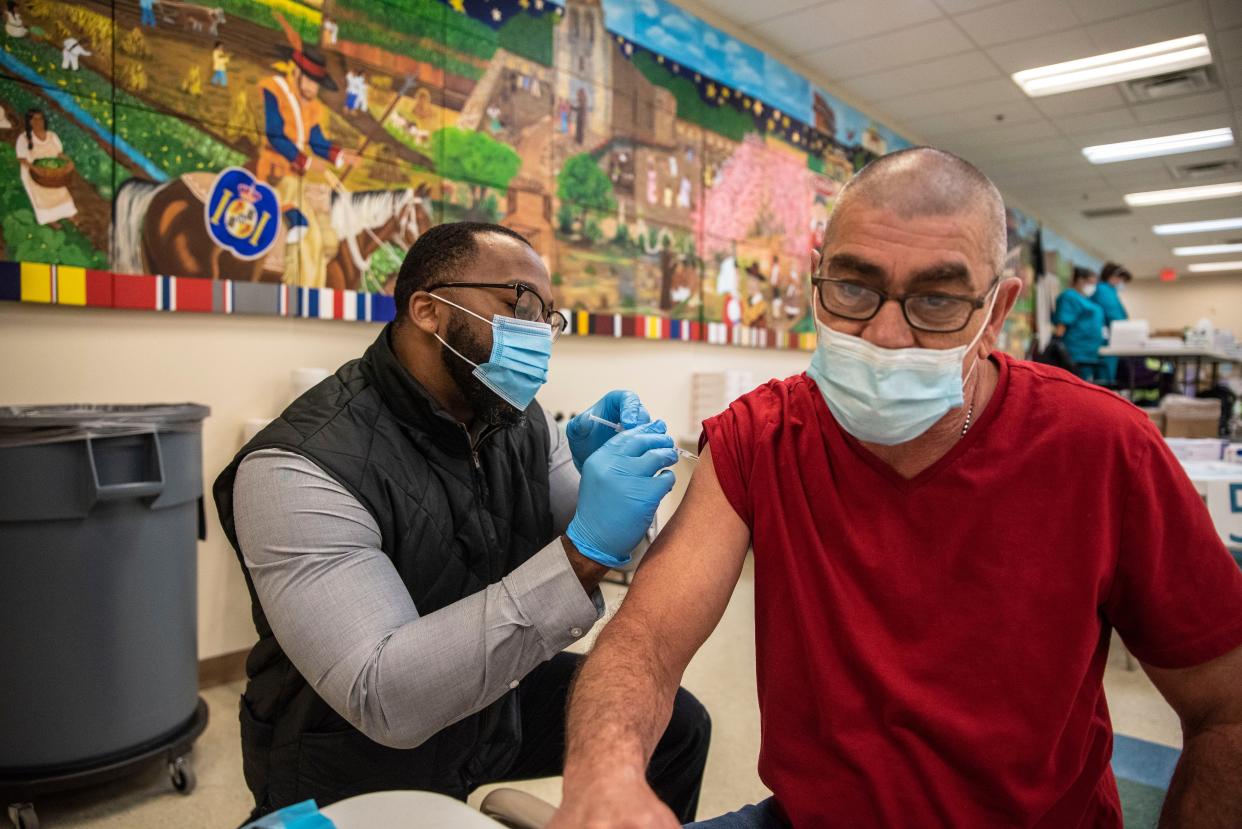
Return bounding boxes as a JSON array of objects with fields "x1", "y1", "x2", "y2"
[
  {"x1": 1109, "y1": 319, "x2": 1149, "y2": 349},
  {"x1": 1166, "y1": 438, "x2": 1227, "y2": 462}
]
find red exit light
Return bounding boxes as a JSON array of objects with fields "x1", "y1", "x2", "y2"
[{"x1": 1160, "y1": 267, "x2": 1178, "y2": 282}]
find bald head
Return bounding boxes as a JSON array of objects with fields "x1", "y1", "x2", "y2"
[{"x1": 826, "y1": 147, "x2": 1007, "y2": 274}]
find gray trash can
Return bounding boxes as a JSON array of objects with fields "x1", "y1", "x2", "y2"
[{"x1": 0, "y1": 404, "x2": 211, "y2": 829}]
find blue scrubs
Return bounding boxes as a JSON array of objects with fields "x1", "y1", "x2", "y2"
[
  {"x1": 1053, "y1": 288, "x2": 1105, "y2": 382},
  {"x1": 1092, "y1": 281, "x2": 1128, "y2": 326},
  {"x1": 1092, "y1": 282, "x2": 1128, "y2": 383}
]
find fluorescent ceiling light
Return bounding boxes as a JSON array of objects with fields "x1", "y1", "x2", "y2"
[
  {"x1": 1187, "y1": 261, "x2": 1242, "y2": 273},
  {"x1": 1013, "y1": 35, "x2": 1212, "y2": 97},
  {"x1": 1173, "y1": 243, "x2": 1242, "y2": 256},
  {"x1": 1124, "y1": 181, "x2": 1242, "y2": 206},
  {"x1": 1083, "y1": 128, "x2": 1234, "y2": 164},
  {"x1": 1153, "y1": 217, "x2": 1242, "y2": 235}
]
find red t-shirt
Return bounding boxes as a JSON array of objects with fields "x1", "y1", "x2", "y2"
[{"x1": 702, "y1": 353, "x2": 1242, "y2": 828}]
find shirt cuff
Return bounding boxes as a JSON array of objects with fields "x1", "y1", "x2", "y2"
[{"x1": 503, "y1": 538, "x2": 604, "y2": 659}]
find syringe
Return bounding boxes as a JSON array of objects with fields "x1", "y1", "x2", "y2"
[{"x1": 588, "y1": 414, "x2": 700, "y2": 461}]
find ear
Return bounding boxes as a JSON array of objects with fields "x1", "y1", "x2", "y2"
[
  {"x1": 981, "y1": 277, "x2": 1022, "y2": 354},
  {"x1": 407, "y1": 291, "x2": 441, "y2": 336},
  {"x1": 810, "y1": 247, "x2": 822, "y2": 275}
]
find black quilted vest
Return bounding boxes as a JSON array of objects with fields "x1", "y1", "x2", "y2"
[{"x1": 213, "y1": 324, "x2": 553, "y2": 814}]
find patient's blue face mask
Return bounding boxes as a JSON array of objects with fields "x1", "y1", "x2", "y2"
[
  {"x1": 430, "y1": 294, "x2": 553, "y2": 411},
  {"x1": 807, "y1": 287, "x2": 997, "y2": 446}
]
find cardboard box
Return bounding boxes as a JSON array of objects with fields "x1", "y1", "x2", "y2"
[
  {"x1": 1161, "y1": 396, "x2": 1221, "y2": 439},
  {"x1": 1166, "y1": 417, "x2": 1220, "y2": 438},
  {"x1": 1141, "y1": 408, "x2": 1164, "y2": 434}
]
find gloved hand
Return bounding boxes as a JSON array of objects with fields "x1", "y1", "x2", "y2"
[
  {"x1": 566, "y1": 390, "x2": 651, "y2": 471},
  {"x1": 566, "y1": 421, "x2": 678, "y2": 568}
]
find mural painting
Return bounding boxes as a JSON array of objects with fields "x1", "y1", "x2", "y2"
[
  {"x1": 998, "y1": 206, "x2": 1038, "y2": 359},
  {"x1": 0, "y1": 0, "x2": 1036, "y2": 352}
]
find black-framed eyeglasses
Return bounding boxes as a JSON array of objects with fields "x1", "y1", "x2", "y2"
[
  {"x1": 811, "y1": 276, "x2": 999, "y2": 334},
  {"x1": 427, "y1": 281, "x2": 568, "y2": 341}
]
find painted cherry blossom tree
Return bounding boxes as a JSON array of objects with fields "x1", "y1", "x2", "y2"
[{"x1": 693, "y1": 134, "x2": 813, "y2": 261}]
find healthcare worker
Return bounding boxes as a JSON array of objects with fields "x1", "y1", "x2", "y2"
[
  {"x1": 1093, "y1": 261, "x2": 1131, "y2": 384},
  {"x1": 549, "y1": 148, "x2": 1242, "y2": 829},
  {"x1": 1053, "y1": 266, "x2": 1105, "y2": 382},
  {"x1": 214, "y1": 222, "x2": 710, "y2": 822}
]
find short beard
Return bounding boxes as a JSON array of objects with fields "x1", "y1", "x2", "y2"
[{"x1": 440, "y1": 315, "x2": 528, "y2": 429}]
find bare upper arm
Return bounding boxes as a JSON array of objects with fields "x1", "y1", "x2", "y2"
[
  {"x1": 1143, "y1": 644, "x2": 1242, "y2": 734},
  {"x1": 612, "y1": 444, "x2": 751, "y2": 679}
]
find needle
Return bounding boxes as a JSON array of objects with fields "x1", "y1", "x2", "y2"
[{"x1": 588, "y1": 414, "x2": 700, "y2": 461}]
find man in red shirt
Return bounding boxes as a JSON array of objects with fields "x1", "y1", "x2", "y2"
[{"x1": 549, "y1": 148, "x2": 1242, "y2": 828}]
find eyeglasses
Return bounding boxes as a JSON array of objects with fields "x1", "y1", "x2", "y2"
[
  {"x1": 811, "y1": 276, "x2": 999, "y2": 334},
  {"x1": 427, "y1": 282, "x2": 568, "y2": 342}
]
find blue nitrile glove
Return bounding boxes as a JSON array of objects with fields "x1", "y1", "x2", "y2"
[
  {"x1": 566, "y1": 420, "x2": 678, "y2": 568},
  {"x1": 241, "y1": 799, "x2": 336, "y2": 829},
  {"x1": 566, "y1": 390, "x2": 651, "y2": 471}
]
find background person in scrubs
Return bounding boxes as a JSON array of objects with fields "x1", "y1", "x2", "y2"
[
  {"x1": 1053, "y1": 266, "x2": 1105, "y2": 383},
  {"x1": 1093, "y1": 261, "x2": 1131, "y2": 384}
]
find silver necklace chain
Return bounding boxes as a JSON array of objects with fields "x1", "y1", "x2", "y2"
[{"x1": 960, "y1": 402, "x2": 975, "y2": 437}]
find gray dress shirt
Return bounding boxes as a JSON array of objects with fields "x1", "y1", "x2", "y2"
[{"x1": 232, "y1": 409, "x2": 618, "y2": 750}]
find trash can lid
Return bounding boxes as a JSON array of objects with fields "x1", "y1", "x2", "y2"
[{"x1": 0, "y1": 404, "x2": 210, "y2": 447}]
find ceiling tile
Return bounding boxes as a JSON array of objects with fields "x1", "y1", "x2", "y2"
[
  {"x1": 699, "y1": 0, "x2": 824, "y2": 27},
  {"x1": 876, "y1": 77, "x2": 1029, "y2": 119},
  {"x1": 1222, "y1": 57, "x2": 1242, "y2": 87},
  {"x1": 1071, "y1": 0, "x2": 1183, "y2": 25},
  {"x1": 985, "y1": 28, "x2": 1100, "y2": 74},
  {"x1": 749, "y1": 0, "x2": 944, "y2": 54},
  {"x1": 1084, "y1": 1, "x2": 1210, "y2": 52},
  {"x1": 935, "y1": 0, "x2": 1008, "y2": 13},
  {"x1": 800, "y1": 20, "x2": 975, "y2": 78},
  {"x1": 957, "y1": 118, "x2": 1062, "y2": 144},
  {"x1": 1209, "y1": 0, "x2": 1242, "y2": 30},
  {"x1": 969, "y1": 135, "x2": 1080, "y2": 160},
  {"x1": 1052, "y1": 107, "x2": 1140, "y2": 136},
  {"x1": 1033, "y1": 85, "x2": 1131, "y2": 117},
  {"x1": 1213, "y1": 26, "x2": 1242, "y2": 60},
  {"x1": 1072, "y1": 125, "x2": 1165, "y2": 146},
  {"x1": 1097, "y1": 166, "x2": 1181, "y2": 187},
  {"x1": 986, "y1": 156, "x2": 1097, "y2": 180},
  {"x1": 953, "y1": 0, "x2": 1080, "y2": 48},
  {"x1": 1131, "y1": 91, "x2": 1234, "y2": 124},
  {"x1": 902, "y1": 98, "x2": 1046, "y2": 136},
  {"x1": 836, "y1": 52, "x2": 1001, "y2": 101}
]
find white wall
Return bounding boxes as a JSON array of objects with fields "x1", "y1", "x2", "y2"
[
  {"x1": 0, "y1": 302, "x2": 808, "y2": 658},
  {"x1": 1123, "y1": 275, "x2": 1242, "y2": 336}
]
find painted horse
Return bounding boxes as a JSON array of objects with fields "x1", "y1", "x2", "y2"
[
  {"x1": 324, "y1": 184, "x2": 430, "y2": 291},
  {"x1": 114, "y1": 174, "x2": 432, "y2": 289}
]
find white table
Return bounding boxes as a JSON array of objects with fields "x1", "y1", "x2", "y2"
[
  {"x1": 1099, "y1": 346, "x2": 1240, "y2": 397},
  {"x1": 320, "y1": 791, "x2": 504, "y2": 828},
  {"x1": 1100, "y1": 346, "x2": 1240, "y2": 362}
]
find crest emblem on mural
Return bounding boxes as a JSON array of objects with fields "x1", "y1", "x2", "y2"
[{"x1": 203, "y1": 167, "x2": 280, "y2": 261}]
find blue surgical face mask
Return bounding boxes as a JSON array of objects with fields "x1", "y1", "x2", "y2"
[
  {"x1": 807, "y1": 290, "x2": 996, "y2": 446},
  {"x1": 430, "y1": 294, "x2": 553, "y2": 411}
]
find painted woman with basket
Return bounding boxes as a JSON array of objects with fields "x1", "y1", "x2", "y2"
[{"x1": 15, "y1": 109, "x2": 77, "y2": 228}]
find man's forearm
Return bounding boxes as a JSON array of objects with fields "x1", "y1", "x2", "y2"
[
  {"x1": 563, "y1": 608, "x2": 682, "y2": 784},
  {"x1": 1159, "y1": 723, "x2": 1242, "y2": 828}
]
